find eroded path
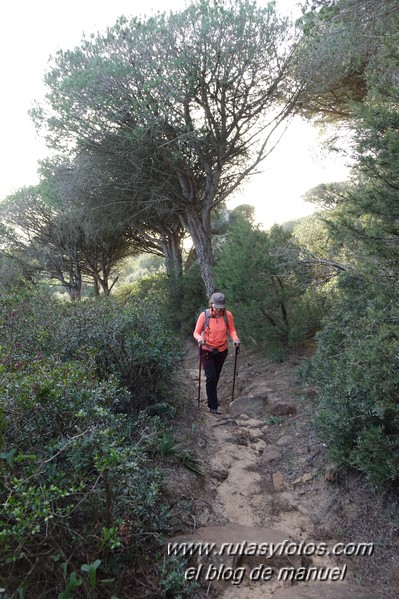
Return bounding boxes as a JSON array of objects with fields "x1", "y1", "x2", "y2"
[{"x1": 169, "y1": 342, "x2": 386, "y2": 598}]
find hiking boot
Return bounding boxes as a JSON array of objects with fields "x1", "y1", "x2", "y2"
[{"x1": 209, "y1": 408, "x2": 222, "y2": 415}]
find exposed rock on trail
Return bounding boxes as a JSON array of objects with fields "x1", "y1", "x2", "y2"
[{"x1": 169, "y1": 341, "x2": 398, "y2": 598}]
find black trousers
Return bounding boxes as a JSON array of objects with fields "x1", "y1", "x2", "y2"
[{"x1": 200, "y1": 348, "x2": 228, "y2": 410}]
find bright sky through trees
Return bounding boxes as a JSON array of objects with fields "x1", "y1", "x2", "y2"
[{"x1": 0, "y1": 0, "x2": 350, "y2": 228}]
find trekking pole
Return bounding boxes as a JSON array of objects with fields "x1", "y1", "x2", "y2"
[
  {"x1": 231, "y1": 345, "x2": 240, "y2": 402},
  {"x1": 197, "y1": 346, "x2": 202, "y2": 408}
]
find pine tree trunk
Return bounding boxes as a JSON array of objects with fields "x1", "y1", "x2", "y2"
[
  {"x1": 162, "y1": 232, "x2": 183, "y2": 280},
  {"x1": 183, "y1": 209, "x2": 215, "y2": 297}
]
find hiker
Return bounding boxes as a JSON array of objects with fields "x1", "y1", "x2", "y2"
[{"x1": 193, "y1": 292, "x2": 240, "y2": 414}]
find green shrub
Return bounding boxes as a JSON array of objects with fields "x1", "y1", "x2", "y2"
[
  {"x1": 0, "y1": 288, "x2": 182, "y2": 413},
  {"x1": 215, "y1": 216, "x2": 323, "y2": 359},
  {"x1": 159, "y1": 556, "x2": 200, "y2": 598},
  {"x1": 0, "y1": 348, "x2": 194, "y2": 596},
  {"x1": 114, "y1": 271, "x2": 169, "y2": 304},
  {"x1": 0, "y1": 285, "x2": 63, "y2": 362},
  {"x1": 75, "y1": 298, "x2": 180, "y2": 411},
  {"x1": 306, "y1": 274, "x2": 399, "y2": 488},
  {"x1": 0, "y1": 285, "x2": 196, "y2": 597}
]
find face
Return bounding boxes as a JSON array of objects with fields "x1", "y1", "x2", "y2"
[{"x1": 212, "y1": 305, "x2": 224, "y2": 314}]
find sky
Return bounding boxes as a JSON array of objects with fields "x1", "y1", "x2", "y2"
[{"x1": 0, "y1": 0, "x2": 351, "y2": 229}]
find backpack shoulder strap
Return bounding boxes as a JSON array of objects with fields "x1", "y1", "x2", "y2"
[
  {"x1": 202, "y1": 308, "x2": 229, "y2": 333},
  {"x1": 223, "y1": 312, "x2": 228, "y2": 330},
  {"x1": 202, "y1": 309, "x2": 211, "y2": 332}
]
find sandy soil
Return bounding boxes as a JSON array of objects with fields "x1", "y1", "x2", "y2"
[{"x1": 166, "y1": 341, "x2": 399, "y2": 599}]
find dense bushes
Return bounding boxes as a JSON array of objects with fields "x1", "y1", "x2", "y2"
[
  {"x1": 62, "y1": 299, "x2": 180, "y2": 412},
  {"x1": 305, "y1": 274, "x2": 399, "y2": 488},
  {"x1": 215, "y1": 215, "x2": 323, "y2": 359},
  {"x1": 0, "y1": 285, "x2": 194, "y2": 598},
  {"x1": 0, "y1": 355, "x2": 172, "y2": 596},
  {"x1": 301, "y1": 78, "x2": 399, "y2": 490},
  {"x1": 0, "y1": 286, "x2": 181, "y2": 412}
]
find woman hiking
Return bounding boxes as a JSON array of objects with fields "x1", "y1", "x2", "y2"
[{"x1": 193, "y1": 292, "x2": 240, "y2": 414}]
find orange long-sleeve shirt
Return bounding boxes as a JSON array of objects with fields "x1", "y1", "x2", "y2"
[{"x1": 193, "y1": 309, "x2": 240, "y2": 352}]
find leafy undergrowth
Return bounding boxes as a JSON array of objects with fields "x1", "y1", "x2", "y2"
[{"x1": 0, "y1": 287, "x2": 200, "y2": 598}]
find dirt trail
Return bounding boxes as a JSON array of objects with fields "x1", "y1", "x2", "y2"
[{"x1": 170, "y1": 341, "x2": 396, "y2": 599}]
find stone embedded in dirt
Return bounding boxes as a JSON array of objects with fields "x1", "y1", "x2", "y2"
[
  {"x1": 209, "y1": 418, "x2": 236, "y2": 428},
  {"x1": 253, "y1": 439, "x2": 267, "y2": 453},
  {"x1": 229, "y1": 394, "x2": 268, "y2": 418},
  {"x1": 269, "y1": 402, "x2": 297, "y2": 416},
  {"x1": 236, "y1": 413, "x2": 250, "y2": 420},
  {"x1": 239, "y1": 416, "x2": 266, "y2": 428},
  {"x1": 272, "y1": 472, "x2": 286, "y2": 492},
  {"x1": 261, "y1": 448, "x2": 281, "y2": 464},
  {"x1": 234, "y1": 417, "x2": 250, "y2": 427},
  {"x1": 324, "y1": 463, "x2": 338, "y2": 482},
  {"x1": 302, "y1": 473, "x2": 313, "y2": 483},
  {"x1": 272, "y1": 582, "x2": 374, "y2": 599},
  {"x1": 293, "y1": 477, "x2": 303, "y2": 486},
  {"x1": 246, "y1": 428, "x2": 264, "y2": 440},
  {"x1": 233, "y1": 429, "x2": 252, "y2": 446},
  {"x1": 210, "y1": 468, "x2": 229, "y2": 482},
  {"x1": 276, "y1": 434, "x2": 294, "y2": 446}
]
